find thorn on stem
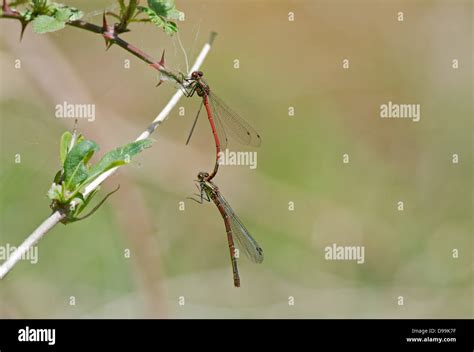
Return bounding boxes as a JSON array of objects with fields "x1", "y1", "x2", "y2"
[
  {"x1": 19, "y1": 20, "x2": 28, "y2": 41},
  {"x1": 159, "y1": 50, "x2": 166, "y2": 67},
  {"x1": 102, "y1": 12, "x2": 115, "y2": 50},
  {"x1": 2, "y1": 0, "x2": 10, "y2": 13},
  {"x1": 102, "y1": 12, "x2": 108, "y2": 30},
  {"x1": 152, "y1": 51, "x2": 166, "y2": 86},
  {"x1": 2, "y1": 0, "x2": 26, "y2": 40},
  {"x1": 3, "y1": 0, "x2": 20, "y2": 16}
]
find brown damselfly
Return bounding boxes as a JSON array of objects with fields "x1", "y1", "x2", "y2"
[{"x1": 190, "y1": 172, "x2": 264, "y2": 287}]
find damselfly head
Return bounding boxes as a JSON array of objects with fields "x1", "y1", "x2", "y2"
[
  {"x1": 191, "y1": 71, "x2": 204, "y2": 79},
  {"x1": 197, "y1": 171, "x2": 209, "y2": 181}
]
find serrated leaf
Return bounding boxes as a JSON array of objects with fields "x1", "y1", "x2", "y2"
[
  {"x1": 55, "y1": 6, "x2": 84, "y2": 22},
  {"x1": 149, "y1": 12, "x2": 177, "y2": 34},
  {"x1": 147, "y1": 0, "x2": 176, "y2": 17},
  {"x1": 85, "y1": 139, "x2": 153, "y2": 185},
  {"x1": 139, "y1": 1, "x2": 179, "y2": 34},
  {"x1": 60, "y1": 131, "x2": 72, "y2": 165},
  {"x1": 54, "y1": 7, "x2": 73, "y2": 22},
  {"x1": 32, "y1": 15, "x2": 65, "y2": 33},
  {"x1": 63, "y1": 140, "x2": 99, "y2": 190}
]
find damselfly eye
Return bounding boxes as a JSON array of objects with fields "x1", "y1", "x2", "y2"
[
  {"x1": 197, "y1": 171, "x2": 208, "y2": 180},
  {"x1": 197, "y1": 71, "x2": 203, "y2": 77}
]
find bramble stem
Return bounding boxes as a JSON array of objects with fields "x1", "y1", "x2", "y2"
[{"x1": 1, "y1": 2, "x2": 183, "y2": 83}]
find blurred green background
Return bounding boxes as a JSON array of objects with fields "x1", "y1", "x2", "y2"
[{"x1": 0, "y1": 0, "x2": 472, "y2": 318}]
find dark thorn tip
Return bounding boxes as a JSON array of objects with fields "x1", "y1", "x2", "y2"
[{"x1": 159, "y1": 50, "x2": 166, "y2": 67}]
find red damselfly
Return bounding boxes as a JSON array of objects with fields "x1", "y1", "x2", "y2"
[
  {"x1": 183, "y1": 71, "x2": 262, "y2": 181},
  {"x1": 190, "y1": 171, "x2": 264, "y2": 287}
]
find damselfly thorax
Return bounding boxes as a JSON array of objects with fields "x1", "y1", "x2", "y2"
[
  {"x1": 184, "y1": 71, "x2": 210, "y2": 97},
  {"x1": 195, "y1": 80, "x2": 210, "y2": 97}
]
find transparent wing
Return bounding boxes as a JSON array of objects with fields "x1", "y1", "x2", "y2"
[
  {"x1": 208, "y1": 92, "x2": 262, "y2": 147},
  {"x1": 207, "y1": 96, "x2": 229, "y2": 149},
  {"x1": 216, "y1": 192, "x2": 264, "y2": 263}
]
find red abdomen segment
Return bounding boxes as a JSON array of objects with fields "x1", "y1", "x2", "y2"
[
  {"x1": 203, "y1": 95, "x2": 220, "y2": 182},
  {"x1": 212, "y1": 194, "x2": 240, "y2": 287}
]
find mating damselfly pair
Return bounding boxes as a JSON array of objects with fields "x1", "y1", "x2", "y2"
[
  {"x1": 157, "y1": 47, "x2": 265, "y2": 286},
  {"x1": 180, "y1": 71, "x2": 264, "y2": 288}
]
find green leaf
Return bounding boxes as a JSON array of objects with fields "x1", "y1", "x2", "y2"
[
  {"x1": 55, "y1": 7, "x2": 82, "y2": 22},
  {"x1": 118, "y1": 0, "x2": 127, "y2": 15},
  {"x1": 147, "y1": 0, "x2": 177, "y2": 17},
  {"x1": 18, "y1": 8, "x2": 34, "y2": 21},
  {"x1": 62, "y1": 7, "x2": 83, "y2": 21},
  {"x1": 63, "y1": 140, "x2": 99, "y2": 190},
  {"x1": 162, "y1": 20, "x2": 177, "y2": 34},
  {"x1": 137, "y1": 1, "x2": 179, "y2": 34},
  {"x1": 149, "y1": 12, "x2": 165, "y2": 27},
  {"x1": 54, "y1": 7, "x2": 73, "y2": 22},
  {"x1": 53, "y1": 169, "x2": 63, "y2": 184},
  {"x1": 85, "y1": 139, "x2": 153, "y2": 185},
  {"x1": 32, "y1": 15, "x2": 66, "y2": 33},
  {"x1": 30, "y1": 3, "x2": 83, "y2": 34},
  {"x1": 76, "y1": 188, "x2": 99, "y2": 215},
  {"x1": 148, "y1": 10, "x2": 177, "y2": 34},
  {"x1": 70, "y1": 185, "x2": 120, "y2": 223},
  {"x1": 76, "y1": 133, "x2": 85, "y2": 145},
  {"x1": 60, "y1": 131, "x2": 72, "y2": 165}
]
